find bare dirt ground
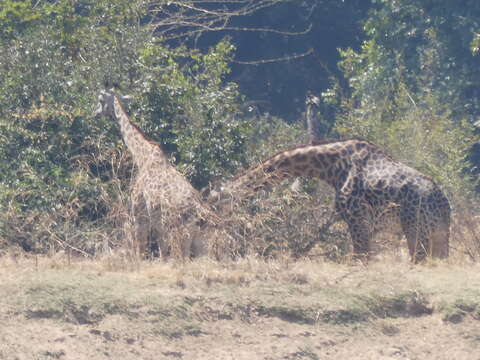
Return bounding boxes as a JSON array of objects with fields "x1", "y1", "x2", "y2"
[{"x1": 0, "y1": 253, "x2": 479, "y2": 360}]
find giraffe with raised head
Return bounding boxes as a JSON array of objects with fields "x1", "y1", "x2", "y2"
[
  {"x1": 207, "y1": 138, "x2": 450, "y2": 263},
  {"x1": 290, "y1": 92, "x2": 322, "y2": 192},
  {"x1": 94, "y1": 88, "x2": 221, "y2": 258},
  {"x1": 305, "y1": 92, "x2": 321, "y2": 144}
]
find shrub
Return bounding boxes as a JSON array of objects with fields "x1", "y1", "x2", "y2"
[{"x1": 0, "y1": 1, "x2": 251, "y2": 254}]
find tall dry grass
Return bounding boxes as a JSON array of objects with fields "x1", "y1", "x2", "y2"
[
  {"x1": 1, "y1": 134, "x2": 478, "y2": 265},
  {"x1": 2, "y1": 174, "x2": 478, "y2": 266}
]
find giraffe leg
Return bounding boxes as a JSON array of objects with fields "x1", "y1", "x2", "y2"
[
  {"x1": 425, "y1": 195, "x2": 450, "y2": 259},
  {"x1": 129, "y1": 206, "x2": 150, "y2": 258},
  {"x1": 400, "y1": 206, "x2": 430, "y2": 263},
  {"x1": 422, "y1": 212, "x2": 450, "y2": 259},
  {"x1": 170, "y1": 212, "x2": 195, "y2": 259},
  {"x1": 180, "y1": 222, "x2": 208, "y2": 258},
  {"x1": 336, "y1": 194, "x2": 373, "y2": 261},
  {"x1": 180, "y1": 226, "x2": 194, "y2": 258},
  {"x1": 131, "y1": 196, "x2": 164, "y2": 259},
  {"x1": 403, "y1": 226, "x2": 428, "y2": 263},
  {"x1": 191, "y1": 225, "x2": 207, "y2": 257},
  {"x1": 428, "y1": 223, "x2": 449, "y2": 259},
  {"x1": 347, "y1": 218, "x2": 372, "y2": 261},
  {"x1": 180, "y1": 211, "x2": 208, "y2": 258}
]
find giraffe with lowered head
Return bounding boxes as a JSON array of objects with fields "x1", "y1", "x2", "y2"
[
  {"x1": 207, "y1": 138, "x2": 450, "y2": 263},
  {"x1": 94, "y1": 88, "x2": 223, "y2": 258}
]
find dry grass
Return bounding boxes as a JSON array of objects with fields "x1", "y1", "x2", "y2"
[
  {"x1": 450, "y1": 206, "x2": 480, "y2": 262},
  {"x1": 2, "y1": 252, "x2": 480, "y2": 312},
  {"x1": 1, "y1": 253, "x2": 480, "y2": 359}
]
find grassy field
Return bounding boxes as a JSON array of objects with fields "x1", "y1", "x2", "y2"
[{"x1": 0, "y1": 251, "x2": 479, "y2": 360}]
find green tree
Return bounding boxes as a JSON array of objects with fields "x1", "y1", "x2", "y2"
[
  {"x1": 0, "y1": 0, "x2": 41, "y2": 41},
  {"x1": 328, "y1": 0, "x2": 480, "y2": 199},
  {"x1": 0, "y1": 0, "x2": 251, "y2": 252},
  {"x1": 337, "y1": 0, "x2": 480, "y2": 120}
]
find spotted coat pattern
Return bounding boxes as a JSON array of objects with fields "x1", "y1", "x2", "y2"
[
  {"x1": 211, "y1": 138, "x2": 450, "y2": 262},
  {"x1": 95, "y1": 89, "x2": 219, "y2": 258}
]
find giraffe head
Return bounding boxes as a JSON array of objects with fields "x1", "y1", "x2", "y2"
[
  {"x1": 305, "y1": 92, "x2": 320, "y2": 107},
  {"x1": 94, "y1": 88, "x2": 132, "y2": 119}
]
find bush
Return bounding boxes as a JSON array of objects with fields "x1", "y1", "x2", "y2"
[{"x1": 0, "y1": 1, "x2": 251, "y2": 254}]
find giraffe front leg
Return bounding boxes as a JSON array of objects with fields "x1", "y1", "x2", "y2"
[
  {"x1": 336, "y1": 192, "x2": 372, "y2": 262},
  {"x1": 130, "y1": 195, "x2": 159, "y2": 259},
  {"x1": 123, "y1": 210, "x2": 150, "y2": 259},
  {"x1": 347, "y1": 218, "x2": 373, "y2": 262}
]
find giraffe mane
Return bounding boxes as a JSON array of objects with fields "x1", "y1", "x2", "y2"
[
  {"x1": 227, "y1": 136, "x2": 387, "y2": 183},
  {"x1": 128, "y1": 119, "x2": 167, "y2": 150},
  {"x1": 112, "y1": 93, "x2": 170, "y2": 155}
]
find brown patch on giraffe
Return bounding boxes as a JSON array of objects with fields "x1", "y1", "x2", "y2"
[
  {"x1": 257, "y1": 137, "x2": 385, "y2": 166},
  {"x1": 264, "y1": 164, "x2": 276, "y2": 173},
  {"x1": 292, "y1": 152, "x2": 308, "y2": 163},
  {"x1": 307, "y1": 169, "x2": 317, "y2": 177},
  {"x1": 311, "y1": 156, "x2": 323, "y2": 168},
  {"x1": 375, "y1": 180, "x2": 386, "y2": 189},
  {"x1": 113, "y1": 96, "x2": 164, "y2": 150},
  {"x1": 294, "y1": 164, "x2": 309, "y2": 173},
  {"x1": 345, "y1": 144, "x2": 355, "y2": 154},
  {"x1": 315, "y1": 154, "x2": 327, "y2": 168},
  {"x1": 355, "y1": 142, "x2": 368, "y2": 151}
]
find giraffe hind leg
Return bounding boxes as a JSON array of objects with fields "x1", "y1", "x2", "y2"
[
  {"x1": 125, "y1": 212, "x2": 150, "y2": 259},
  {"x1": 428, "y1": 221, "x2": 449, "y2": 259},
  {"x1": 401, "y1": 209, "x2": 450, "y2": 263},
  {"x1": 401, "y1": 214, "x2": 434, "y2": 263},
  {"x1": 130, "y1": 197, "x2": 164, "y2": 259}
]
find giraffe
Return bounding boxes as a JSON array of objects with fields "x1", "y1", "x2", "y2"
[
  {"x1": 305, "y1": 92, "x2": 321, "y2": 144},
  {"x1": 290, "y1": 92, "x2": 322, "y2": 192},
  {"x1": 94, "y1": 88, "x2": 222, "y2": 258},
  {"x1": 207, "y1": 138, "x2": 450, "y2": 263}
]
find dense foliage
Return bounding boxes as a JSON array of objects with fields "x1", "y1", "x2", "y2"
[
  {"x1": 0, "y1": 0, "x2": 251, "y2": 251},
  {"x1": 0, "y1": 0, "x2": 478, "y2": 255},
  {"x1": 328, "y1": 0, "x2": 480, "y2": 195}
]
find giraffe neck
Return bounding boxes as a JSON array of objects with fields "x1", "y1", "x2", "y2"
[
  {"x1": 222, "y1": 143, "x2": 351, "y2": 196},
  {"x1": 306, "y1": 103, "x2": 319, "y2": 143},
  {"x1": 113, "y1": 96, "x2": 168, "y2": 168}
]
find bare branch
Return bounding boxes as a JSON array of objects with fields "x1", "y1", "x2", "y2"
[
  {"x1": 148, "y1": 0, "x2": 308, "y2": 40},
  {"x1": 233, "y1": 48, "x2": 314, "y2": 65}
]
